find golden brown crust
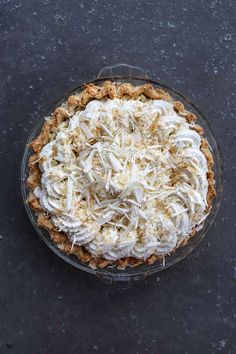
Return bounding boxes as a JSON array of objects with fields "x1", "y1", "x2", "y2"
[
  {"x1": 67, "y1": 81, "x2": 117, "y2": 111},
  {"x1": 173, "y1": 101, "x2": 197, "y2": 122},
  {"x1": 27, "y1": 192, "x2": 43, "y2": 212},
  {"x1": 54, "y1": 107, "x2": 70, "y2": 125},
  {"x1": 192, "y1": 124, "x2": 204, "y2": 135},
  {"x1": 30, "y1": 120, "x2": 53, "y2": 153},
  {"x1": 67, "y1": 95, "x2": 81, "y2": 113},
  {"x1": 27, "y1": 169, "x2": 41, "y2": 189},
  {"x1": 185, "y1": 112, "x2": 197, "y2": 123},
  {"x1": 49, "y1": 230, "x2": 68, "y2": 244},
  {"x1": 30, "y1": 107, "x2": 69, "y2": 153},
  {"x1": 26, "y1": 81, "x2": 216, "y2": 269},
  {"x1": 27, "y1": 154, "x2": 41, "y2": 189},
  {"x1": 200, "y1": 138, "x2": 216, "y2": 209},
  {"x1": 37, "y1": 213, "x2": 57, "y2": 231},
  {"x1": 201, "y1": 138, "x2": 214, "y2": 168},
  {"x1": 173, "y1": 101, "x2": 185, "y2": 113},
  {"x1": 206, "y1": 171, "x2": 216, "y2": 208},
  {"x1": 119, "y1": 83, "x2": 171, "y2": 100}
]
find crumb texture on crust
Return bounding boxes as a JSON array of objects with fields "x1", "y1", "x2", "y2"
[{"x1": 26, "y1": 81, "x2": 216, "y2": 269}]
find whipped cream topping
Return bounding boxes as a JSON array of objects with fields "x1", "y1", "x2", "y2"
[{"x1": 35, "y1": 98, "x2": 209, "y2": 260}]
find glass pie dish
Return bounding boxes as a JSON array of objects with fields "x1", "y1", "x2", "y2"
[{"x1": 21, "y1": 64, "x2": 223, "y2": 285}]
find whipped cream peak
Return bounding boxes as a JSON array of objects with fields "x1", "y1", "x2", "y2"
[{"x1": 35, "y1": 98, "x2": 209, "y2": 260}]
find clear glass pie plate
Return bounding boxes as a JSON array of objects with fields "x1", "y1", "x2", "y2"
[{"x1": 21, "y1": 64, "x2": 223, "y2": 285}]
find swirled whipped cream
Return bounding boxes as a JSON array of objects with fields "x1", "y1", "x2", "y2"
[{"x1": 34, "y1": 98, "x2": 209, "y2": 260}]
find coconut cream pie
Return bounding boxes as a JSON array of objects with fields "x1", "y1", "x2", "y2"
[{"x1": 27, "y1": 81, "x2": 216, "y2": 269}]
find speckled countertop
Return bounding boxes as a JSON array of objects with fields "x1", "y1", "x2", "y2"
[{"x1": 0, "y1": 1, "x2": 235, "y2": 353}]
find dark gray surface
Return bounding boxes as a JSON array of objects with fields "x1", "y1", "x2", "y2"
[{"x1": 0, "y1": 1, "x2": 235, "y2": 353}]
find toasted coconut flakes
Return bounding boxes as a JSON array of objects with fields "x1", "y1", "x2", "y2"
[
  {"x1": 80, "y1": 123, "x2": 93, "y2": 139},
  {"x1": 87, "y1": 172, "x2": 95, "y2": 183},
  {"x1": 83, "y1": 150, "x2": 96, "y2": 173},
  {"x1": 123, "y1": 198, "x2": 141, "y2": 207},
  {"x1": 96, "y1": 211, "x2": 115, "y2": 225},
  {"x1": 100, "y1": 123, "x2": 113, "y2": 138},
  {"x1": 94, "y1": 193, "x2": 100, "y2": 205},
  {"x1": 105, "y1": 169, "x2": 112, "y2": 191},
  {"x1": 66, "y1": 177, "x2": 73, "y2": 211},
  {"x1": 108, "y1": 153, "x2": 122, "y2": 172}
]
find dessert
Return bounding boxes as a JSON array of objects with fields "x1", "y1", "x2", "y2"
[{"x1": 27, "y1": 81, "x2": 216, "y2": 269}]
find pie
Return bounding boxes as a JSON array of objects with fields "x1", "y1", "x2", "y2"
[{"x1": 27, "y1": 81, "x2": 216, "y2": 269}]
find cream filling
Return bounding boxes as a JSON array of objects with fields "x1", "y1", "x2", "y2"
[{"x1": 35, "y1": 98, "x2": 208, "y2": 260}]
